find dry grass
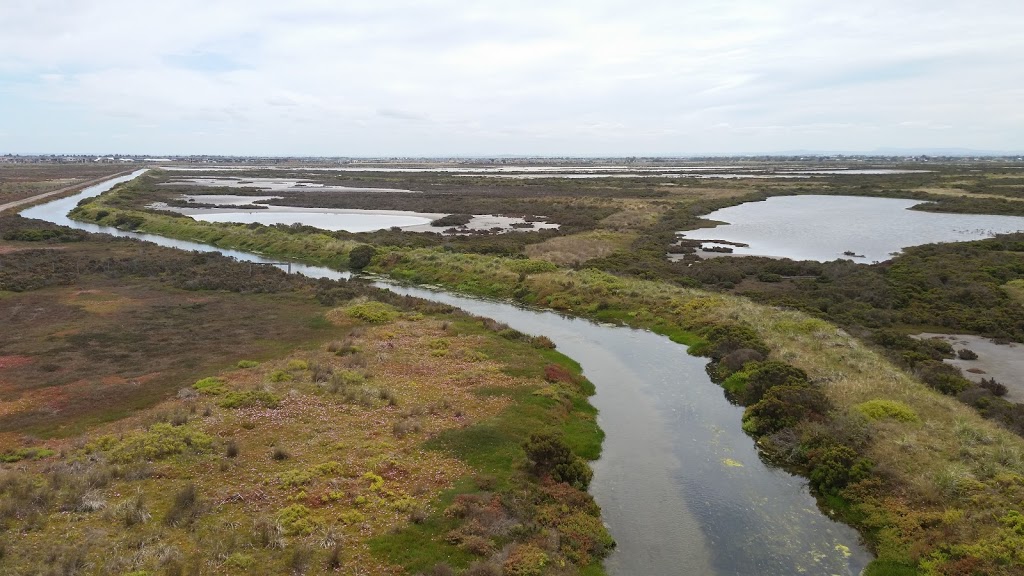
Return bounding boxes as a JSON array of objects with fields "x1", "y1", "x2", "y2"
[
  {"x1": 0, "y1": 164, "x2": 123, "y2": 204},
  {"x1": 912, "y1": 187, "x2": 1024, "y2": 201},
  {"x1": 524, "y1": 230, "x2": 636, "y2": 265},
  {"x1": 597, "y1": 201, "x2": 666, "y2": 230},
  {"x1": 0, "y1": 278, "x2": 328, "y2": 442}
]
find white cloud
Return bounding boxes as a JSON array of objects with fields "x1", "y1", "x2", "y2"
[{"x1": 0, "y1": 0, "x2": 1021, "y2": 154}]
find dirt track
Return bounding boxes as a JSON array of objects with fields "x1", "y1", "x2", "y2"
[{"x1": 0, "y1": 170, "x2": 131, "y2": 214}]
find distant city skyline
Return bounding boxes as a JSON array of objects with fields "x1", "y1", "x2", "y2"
[{"x1": 2, "y1": 1, "x2": 1022, "y2": 156}]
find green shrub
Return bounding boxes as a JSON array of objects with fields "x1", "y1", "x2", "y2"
[
  {"x1": 0, "y1": 447, "x2": 56, "y2": 463},
  {"x1": 505, "y1": 258, "x2": 558, "y2": 275},
  {"x1": 523, "y1": 432, "x2": 593, "y2": 489},
  {"x1": 276, "y1": 504, "x2": 318, "y2": 535},
  {"x1": 286, "y1": 359, "x2": 309, "y2": 371},
  {"x1": 346, "y1": 301, "x2": 399, "y2": 323},
  {"x1": 742, "y1": 385, "x2": 831, "y2": 436},
  {"x1": 236, "y1": 360, "x2": 259, "y2": 368},
  {"x1": 808, "y1": 444, "x2": 872, "y2": 495},
  {"x1": 218, "y1": 390, "x2": 281, "y2": 409},
  {"x1": 269, "y1": 370, "x2": 293, "y2": 382},
  {"x1": 915, "y1": 360, "x2": 971, "y2": 395},
  {"x1": 855, "y1": 400, "x2": 920, "y2": 423},
  {"x1": 193, "y1": 377, "x2": 226, "y2": 395},
  {"x1": 279, "y1": 469, "x2": 313, "y2": 489},
  {"x1": 722, "y1": 370, "x2": 750, "y2": 399},
  {"x1": 741, "y1": 361, "x2": 810, "y2": 405},
  {"x1": 690, "y1": 323, "x2": 770, "y2": 360},
  {"x1": 107, "y1": 423, "x2": 213, "y2": 463},
  {"x1": 348, "y1": 244, "x2": 377, "y2": 270}
]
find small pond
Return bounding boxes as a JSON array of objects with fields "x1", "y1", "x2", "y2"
[
  {"x1": 680, "y1": 195, "x2": 1024, "y2": 262},
  {"x1": 916, "y1": 333, "x2": 1024, "y2": 403}
]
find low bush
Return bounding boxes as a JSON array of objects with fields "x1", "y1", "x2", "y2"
[
  {"x1": 345, "y1": 300, "x2": 399, "y2": 324},
  {"x1": 0, "y1": 447, "x2": 56, "y2": 463},
  {"x1": 557, "y1": 510, "x2": 616, "y2": 565},
  {"x1": 957, "y1": 348, "x2": 979, "y2": 360},
  {"x1": 276, "y1": 504, "x2": 318, "y2": 536},
  {"x1": 104, "y1": 423, "x2": 213, "y2": 463},
  {"x1": 742, "y1": 385, "x2": 831, "y2": 436},
  {"x1": 502, "y1": 544, "x2": 549, "y2": 576},
  {"x1": 348, "y1": 244, "x2": 377, "y2": 269},
  {"x1": 980, "y1": 377, "x2": 1008, "y2": 397},
  {"x1": 192, "y1": 377, "x2": 226, "y2": 395},
  {"x1": 807, "y1": 444, "x2": 872, "y2": 496},
  {"x1": 523, "y1": 432, "x2": 593, "y2": 489},
  {"x1": 915, "y1": 361, "x2": 972, "y2": 395},
  {"x1": 269, "y1": 370, "x2": 294, "y2": 382},
  {"x1": 855, "y1": 399, "x2": 920, "y2": 423},
  {"x1": 690, "y1": 324, "x2": 770, "y2": 360},
  {"x1": 430, "y1": 214, "x2": 473, "y2": 227}
]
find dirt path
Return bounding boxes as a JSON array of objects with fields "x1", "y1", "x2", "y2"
[{"x1": 0, "y1": 170, "x2": 132, "y2": 214}]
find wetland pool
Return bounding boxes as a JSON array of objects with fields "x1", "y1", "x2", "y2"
[{"x1": 681, "y1": 195, "x2": 1024, "y2": 262}]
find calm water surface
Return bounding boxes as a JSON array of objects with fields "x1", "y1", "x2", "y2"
[
  {"x1": 682, "y1": 195, "x2": 1024, "y2": 262},
  {"x1": 190, "y1": 210, "x2": 433, "y2": 232},
  {"x1": 21, "y1": 172, "x2": 872, "y2": 575}
]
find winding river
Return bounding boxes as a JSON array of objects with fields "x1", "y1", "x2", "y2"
[{"x1": 19, "y1": 171, "x2": 872, "y2": 575}]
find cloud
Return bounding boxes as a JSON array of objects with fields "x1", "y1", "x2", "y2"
[
  {"x1": 377, "y1": 108, "x2": 426, "y2": 121},
  {"x1": 0, "y1": 0, "x2": 1021, "y2": 154}
]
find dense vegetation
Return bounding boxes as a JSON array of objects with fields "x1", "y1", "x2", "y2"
[{"x1": 0, "y1": 216, "x2": 610, "y2": 575}]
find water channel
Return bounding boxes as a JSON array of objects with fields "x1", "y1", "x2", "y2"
[{"x1": 19, "y1": 171, "x2": 872, "y2": 575}]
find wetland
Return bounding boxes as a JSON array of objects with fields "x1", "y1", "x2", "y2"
[{"x1": 7, "y1": 158, "x2": 1024, "y2": 575}]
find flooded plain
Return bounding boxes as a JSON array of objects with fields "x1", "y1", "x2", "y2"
[{"x1": 681, "y1": 195, "x2": 1024, "y2": 262}]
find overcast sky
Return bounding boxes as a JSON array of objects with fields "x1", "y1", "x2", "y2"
[{"x1": 1, "y1": 1, "x2": 1022, "y2": 156}]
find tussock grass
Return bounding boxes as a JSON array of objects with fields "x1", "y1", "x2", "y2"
[{"x1": 525, "y1": 230, "x2": 636, "y2": 266}]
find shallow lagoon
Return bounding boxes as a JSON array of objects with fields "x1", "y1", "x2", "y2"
[
  {"x1": 681, "y1": 195, "x2": 1024, "y2": 262},
  {"x1": 190, "y1": 209, "x2": 434, "y2": 232}
]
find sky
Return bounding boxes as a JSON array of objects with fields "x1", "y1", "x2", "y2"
[{"x1": 1, "y1": 1, "x2": 1022, "y2": 156}]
